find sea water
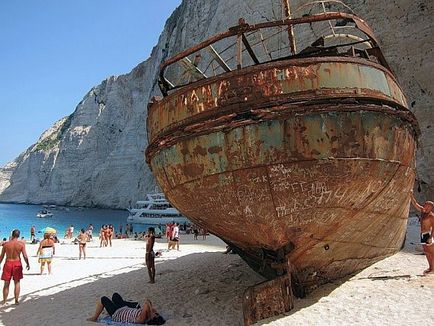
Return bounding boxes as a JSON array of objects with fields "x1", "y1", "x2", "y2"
[{"x1": 0, "y1": 203, "x2": 154, "y2": 240}]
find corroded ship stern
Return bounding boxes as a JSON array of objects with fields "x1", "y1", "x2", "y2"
[{"x1": 146, "y1": 1, "x2": 419, "y2": 293}]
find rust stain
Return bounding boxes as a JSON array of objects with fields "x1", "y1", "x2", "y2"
[{"x1": 145, "y1": 4, "x2": 420, "y2": 296}]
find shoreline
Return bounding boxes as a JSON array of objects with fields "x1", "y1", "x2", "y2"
[
  {"x1": 0, "y1": 217, "x2": 432, "y2": 325},
  {"x1": 0, "y1": 201, "x2": 128, "y2": 211}
]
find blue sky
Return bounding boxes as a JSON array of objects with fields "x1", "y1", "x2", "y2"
[{"x1": 0, "y1": 0, "x2": 181, "y2": 167}]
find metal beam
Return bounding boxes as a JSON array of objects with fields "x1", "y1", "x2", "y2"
[
  {"x1": 179, "y1": 57, "x2": 207, "y2": 80},
  {"x1": 206, "y1": 45, "x2": 232, "y2": 72},
  {"x1": 242, "y1": 34, "x2": 260, "y2": 65},
  {"x1": 282, "y1": 0, "x2": 297, "y2": 55}
]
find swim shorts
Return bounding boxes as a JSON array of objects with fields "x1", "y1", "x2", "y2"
[{"x1": 1, "y1": 260, "x2": 23, "y2": 281}]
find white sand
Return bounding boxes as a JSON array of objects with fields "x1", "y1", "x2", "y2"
[{"x1": 0, "y1": 217, "x2": 432, "y2": 326}]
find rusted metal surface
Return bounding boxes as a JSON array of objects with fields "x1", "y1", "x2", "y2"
[
  {"x1": 158, "y1": 11, "x2": 382, "y2": 94},
  {"x1": 145, "y1": 2, "x2": 420, "y2": 293},
  {"x1": 242, "y1": 274, "x2": 294, "y2": 325}
]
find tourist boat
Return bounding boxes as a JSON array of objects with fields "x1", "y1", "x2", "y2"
[
  {"x1": 145, "y1": 1, "x2": 419, "y2": 292},
  {"x1": 127, "y1": 193, "x2": 189, "y2": 225},
  {"x1": 36, "y1": 210, "x2": 53, "y2": 218}
]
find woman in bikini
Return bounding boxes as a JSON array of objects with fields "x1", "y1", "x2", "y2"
[
  {"x1": 107, "y1": 224, "x2": 113, "y2": 247},
  {"x1": 87, "y1": 293, "x2": 165, "y2": 324},
  {"x1": 37, "y1": 233, "x2": 55, "y2": 274},
  {"x1": 99, "y1": 225, "x2": 106, "y2": 248},
  {"x1": 77, "y1": 228, "x2": 89, "y2": 260}
]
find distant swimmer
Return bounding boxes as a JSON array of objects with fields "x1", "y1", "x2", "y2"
[
  {"x1": 0, "y1": 229, "x2": 30, "y2": 305},
  {"x1": 410, "y1": 190, "x2": 434, "y2": 274},
  {"x1": 144, "y1": 227, "x2": 156, "y2": 284}
]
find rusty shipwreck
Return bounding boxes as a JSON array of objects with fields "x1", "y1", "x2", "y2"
[{"x1": 146, "y1": 1, "x2": 419, "y2": 295}]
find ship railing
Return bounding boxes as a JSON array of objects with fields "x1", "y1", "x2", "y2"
[{"x1": 158, "y1": 1, "x2": 391, "y2": 97}]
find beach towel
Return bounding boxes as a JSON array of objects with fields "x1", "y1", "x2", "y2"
[
  {"x1": 97, "y1": 315, "x2": 165, "y2": 325},
  {"x1": 97, "y1": 316, "x2": 137, "y2": 326}
]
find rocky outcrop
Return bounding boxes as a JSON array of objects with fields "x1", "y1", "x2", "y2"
[{"x1": 0, "y1": 0, "x2": 432, "y2": 208}]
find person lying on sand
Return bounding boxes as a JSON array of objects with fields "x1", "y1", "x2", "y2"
[
  {"x1": 410, "y1": 190, "x2": 434, "y2": 274},
  {"x1": 86, "y1": 292, "x2": 165, "y2": 324}
]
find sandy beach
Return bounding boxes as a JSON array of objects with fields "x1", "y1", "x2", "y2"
[{"x1": 0, "y1": 216, "x2": 432, "y2": 326}]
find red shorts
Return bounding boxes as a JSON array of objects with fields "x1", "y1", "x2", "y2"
[{"x1": 1, "y1": 260, "x2": 23, "y2": 281}]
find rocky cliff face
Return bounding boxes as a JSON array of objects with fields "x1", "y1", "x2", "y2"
[{"x1": 0, "y1": 0, "x2": 432, "y2": 208}]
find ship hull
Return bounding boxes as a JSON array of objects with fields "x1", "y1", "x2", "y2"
[{"x1": 146, "y1": 57, "x2": 418, "y2": 287}]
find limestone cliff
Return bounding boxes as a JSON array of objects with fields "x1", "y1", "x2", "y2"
[{"x1": 0, "y1": 0, "x2": 432, "y2": 208}]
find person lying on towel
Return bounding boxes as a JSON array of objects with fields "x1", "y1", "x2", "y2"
[{"x1": 87, "y1": 292, "x2": 165, "y2": 325}]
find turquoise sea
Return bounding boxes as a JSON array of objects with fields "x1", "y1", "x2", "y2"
[{"x1": 0, "y1": 203, "x2": 151, "y2": 240}]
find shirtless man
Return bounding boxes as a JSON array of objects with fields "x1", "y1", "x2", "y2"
[
  {"x1": 410, "y1": 190, "x2": 434, "y2": 274},
  {"x1": 144, "y1": 228, "x2": 156, "y2": 284},
  {"x1": 0, "y1": 229, "x2": 30, "y2": 305}
]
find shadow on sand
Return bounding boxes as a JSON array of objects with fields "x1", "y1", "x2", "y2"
[
  {"x1": 0, "y1": 251, "x2": 263, "y2": 326},
  {"x1": 0, "y1": 219, "x2": 423, "y2": 326}
]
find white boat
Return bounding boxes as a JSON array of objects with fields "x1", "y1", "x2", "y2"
[
  {"x1": 127, "y1": 193, "x2": 188, "y2": 225},
  {"x1": 37, "y1": 210, "x2": 53, "y2": 218}
]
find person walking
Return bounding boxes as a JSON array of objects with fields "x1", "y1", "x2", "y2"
[
  {"x1": 0, "y1": 229, "x2": 30, "y2": 305},
  {"x1": 37, "y1": 233, "x2": 55, "y2": 274}
]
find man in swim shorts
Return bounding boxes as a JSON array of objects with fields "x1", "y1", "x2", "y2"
[
  {"x1": 410, "y1": 190, "x2": 434, "y2": 274},
  {"x1": 145, "y1": 227, "x2": 156, "y2": 284},
  {"x1": 0, "y1": 229, "x2": 30, "y2": 304}
]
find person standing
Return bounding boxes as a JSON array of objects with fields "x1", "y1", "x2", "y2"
[
  {"x1": 37, "y1": 233, "x2": 55, "y2": 274},
  {"x1": 193, "y1": 226, "x2": 199, "y2": 240},
  {"x1": 77, "y1": 229, "x2": 89, "y2": 260},
  {"x1": 125, "y1": 224, "x2": 130, "y2": 238},
  {"x1": 87, "y1": 224, "x2": 94, "y2": 241},
  {"x1": 172, "y1": 223, "x2": 180, "y2": 251},
  {"x1": 0, "y1": 229, "x2": 30, "y2": 305},
  {"x1": 410, "y1": 190, "x2": 434, "y2": 274},
  {"x1": 144, "y1": 227, "x2": 156, "y2": 284},
  {"x1": 165, "y1": 223, "x2": 171, "y2": 242},
  {"x1": 99, "y1": 225, "x2": 107, "y2": 248},
  {"x1": 30, "y1": 226, "x2": 36, "y2": 243},
  {"x1": 119, "y1": 224, "x2": 123, "y2": 235},
  {"x1": 107, "y1": 225, "x2": 114, "y2": 247}
]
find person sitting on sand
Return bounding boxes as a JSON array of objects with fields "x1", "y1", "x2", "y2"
[
  {"x1": 37, "y1": 233, "x2": 55, "y2": 274},
  {"x1": 410, "y1": 190, "x2": 434, "y2": 274},
  {"x1": 77, "y1": 229, "x2": 89, "y2": 260},
  {"x1": 86, "y1": 292, "x2": 165, "y2": 324}
]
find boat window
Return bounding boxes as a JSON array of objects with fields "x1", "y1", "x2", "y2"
[{"x1": 158, "y1": 0, "x2": 387, "y2": 96}]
